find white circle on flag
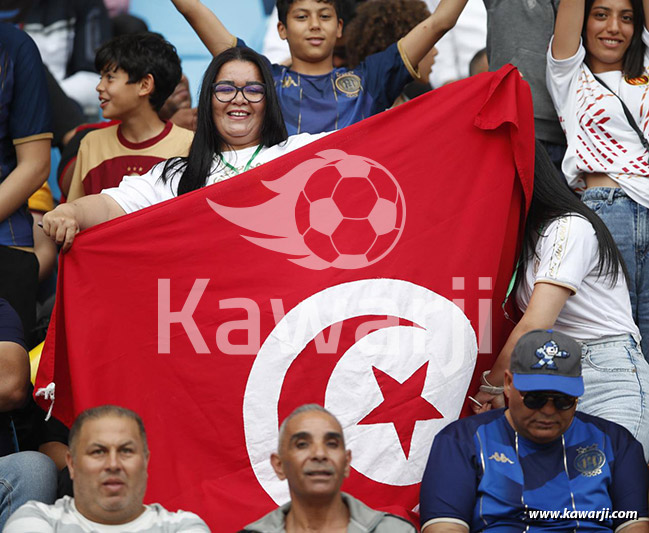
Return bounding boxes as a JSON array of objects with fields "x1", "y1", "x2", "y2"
[
  {"x1": 326, "y1": 321, "x2": 473, "y2": 486},
  {"x1": 242, "y1": 279, "x2": 477, "y2": 505}
]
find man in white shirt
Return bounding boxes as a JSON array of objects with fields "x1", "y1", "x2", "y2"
[{"x1": 3, "y1": 405, "x2": 209, "y2": 533}]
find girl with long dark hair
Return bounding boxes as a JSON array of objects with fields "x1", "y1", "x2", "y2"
[
  {"x1": 546, "y1": 0, "x2": 649, "y2": 359},
  {"x1": 475, "y1": 143, "x2": 649, "y2": 461}
]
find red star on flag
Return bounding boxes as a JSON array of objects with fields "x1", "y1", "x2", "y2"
[{"x1": 358, "y1": 362, "x2": 443, "y2": 459}]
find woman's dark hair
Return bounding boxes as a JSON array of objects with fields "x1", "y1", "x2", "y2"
[
  {"x1": 517, "y1": 141, "x2": 627, "y2": 291},
  {"x1": 583, "y1": 0, "x2": 646, "y2": 78},
  {"x1": 162, "y1": 47, "x2": 287, "y2": 195}
]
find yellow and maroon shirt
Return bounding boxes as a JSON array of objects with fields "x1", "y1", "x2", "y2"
[{"x1": 67, "y1": 121, "x2": 193, "y2": 201}]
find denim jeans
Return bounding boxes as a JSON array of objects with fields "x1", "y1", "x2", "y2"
[
  {"x1": 582, "y1": 188, "x2": 649, "y2": 359},
  {"x1": 577, "y1": 334, "x2": 649, "y2": 461},
  {"x1": 0, "y1": 452, "x2": 57, "y2": 529}
]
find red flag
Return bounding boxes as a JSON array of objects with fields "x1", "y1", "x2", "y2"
[{"x1": 36, "y1": 65, "x2": 533, "y2": 531}]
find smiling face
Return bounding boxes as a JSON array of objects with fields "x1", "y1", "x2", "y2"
[
  {"x1": 211, "y1": 60, "x2": 266, "y2": 150},
  {"x1": 278, "y1": 0, "x2": 343, "y2": 73},
  {"x1": 271, "y1": 410, "x2": 351, "y2": 502},
  {"x1": 67, "y1": 415, "x2": 149, "y2": 525},
  {"x1": 585, "y1": 0, "x2": 635, "y2": 73},
  {"x1": 504, "y1": 371, "x2": 576, "y2": 444},
  {"x1": 96, "y1": 66, "x2": 149, "y2": 120}
]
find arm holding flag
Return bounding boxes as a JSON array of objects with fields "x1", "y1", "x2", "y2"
[
  {"x1": 473, "y1": 283, "x2": 571, "y2": 412},
  {"x1": 41, "y1": 194, "x2": 126, "y2": 252}
]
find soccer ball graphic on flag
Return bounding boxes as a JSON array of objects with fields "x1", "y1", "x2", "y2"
[
  {"x1": 206, "y1": 149, "x2": 406, "y2": 270},
  {"x1": 295, "y1": 155, "x2": 405, "y2": 269}
]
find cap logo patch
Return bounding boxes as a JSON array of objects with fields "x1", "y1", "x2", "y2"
[{"x1": 531, "y1": 340, "x2": 570, "y2": 370}]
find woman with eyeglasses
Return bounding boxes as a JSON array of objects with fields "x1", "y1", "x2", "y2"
[
  {"x1": 42, "y1": 47, "x2": 328, "y2": 250},
  {"x1": 474, "y1": 142, "x2": 649, "y2": 462}
]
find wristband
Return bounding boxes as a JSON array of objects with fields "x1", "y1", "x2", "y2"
[{"x1": 479, "y1": 370, "x2": 504, "y2": 395}]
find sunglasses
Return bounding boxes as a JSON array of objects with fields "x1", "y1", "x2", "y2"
[
  {"x1": 212, "y1": 81, "x2": 266, "y2": 103},
  {"x1": 521, "y1": 391, "x2": 577, "y2": 411}
]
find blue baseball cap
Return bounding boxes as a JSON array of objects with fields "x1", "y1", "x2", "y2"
[{"x1": 511, "y1": 329, "x2": 584, "y2": 397}]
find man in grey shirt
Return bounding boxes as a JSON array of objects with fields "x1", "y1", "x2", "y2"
[
  {"x1": 3, "y1": 405, "x2": 209, "y2": 533},
  {"x1": 483, "y1": 0, "x2": 565, "y2": 167},
  {"x1": 239, "y1": 404, "x2": 416, "y2": 533}
]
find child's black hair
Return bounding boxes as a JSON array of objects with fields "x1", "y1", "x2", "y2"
[
  {"x1": 276, "y1": 0, "x2": 349, "y2": 26},
  {"x1": 95, "y1": 32, "x2": 182, "y2": 112}
]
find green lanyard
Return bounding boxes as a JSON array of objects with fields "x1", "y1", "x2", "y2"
[
  {"x1": 502, "y1": 224, "x2": 545, "y2": 318},
  {"x1": 219, "y1": 144, "x2": 263, "y2": 175}
]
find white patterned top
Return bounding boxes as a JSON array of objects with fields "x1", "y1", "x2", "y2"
[
  {"x1": 546, "y1": 29, "x2": 649, "y2": 208},
  {"x1": 515, "y1": 215, "x2": 638, "y2": 341}
]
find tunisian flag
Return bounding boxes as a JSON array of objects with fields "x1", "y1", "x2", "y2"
[{"x1": 36, "y1": 65, "x2": 533, "y2": 531}]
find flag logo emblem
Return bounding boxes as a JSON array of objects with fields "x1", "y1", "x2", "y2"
[
  {"x1": 208, "y1": 150, "x2": 405, "y2": 270},
  {"x1": 243, "y1": 279, "x2": 478, "y2": 504}
]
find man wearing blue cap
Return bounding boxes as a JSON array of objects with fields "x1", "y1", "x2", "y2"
[{"x1": 419, "y1": 329, "x2": 649, "y2": 533}]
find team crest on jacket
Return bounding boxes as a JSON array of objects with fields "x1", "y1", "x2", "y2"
[
  {"x1": 575, "y1": 444, "x2": 606, "y2": 477},
  {"x1": 335, "y1": 72, "x2": 362, "y2": 96},
  {"x1": 207, "y1": 149, "x2": 406, "y2": 270}
]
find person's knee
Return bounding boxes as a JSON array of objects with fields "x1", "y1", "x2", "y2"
[{"x1": 6, "y1": 452, "x2": 57, "y2": 502}]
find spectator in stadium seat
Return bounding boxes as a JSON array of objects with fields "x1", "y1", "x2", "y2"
[
  {"x1": 58, "y1": 72, "x2": 195, "y2": 200},
  {"x1": 171, "y1": 0, "x2": 468, "y2": 135},
  {"x1": 0, "y1": 22, "x2": 51, "y2": 349},
  {"x1": 238, "y1": 404, "x2": 416, "y2": 533},
  {"x1": 42, "y1": 47, "x2": 331, "y2": 250},
  {"x1": 261, "y1": 1, "x2": 360, "y2": 67},
  {"x1": 3, "y1": 405, "x2": 210, "y2": 533},
  {"x1": 420, "y1": 329, "x2": 649, "y2": 533},
  {"x1": 65, "y1": 32, "x2": 194, "y2": 202},
  {"x1": 474, "y1": 143, "x2": 649, "y2": 462},
  {"x1": 0, "y1": 299, "x2": 57, "y2": 531}
]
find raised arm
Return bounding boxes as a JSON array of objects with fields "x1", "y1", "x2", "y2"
[
  {"x1": 171, "y1": 0, "x2": 235, "y2": 56},
  {"x1": 42, "y1": 194, "x2": 126, "y2": 252},
  {"x1": 551, "y1": 0, "x2": 585, "y2": 61},
  {"x1": 399, "y1": 0, "x2": 468, "y2": 74}
]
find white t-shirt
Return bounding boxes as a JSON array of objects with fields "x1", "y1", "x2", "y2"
[
  {"x1": 2, "y1": 496, "x2": 209, "y2": 533},
  {"x1": 546, "y1": 30, "x2": 649, "y2": 207},
  {"x1": 515, "y1": 215, "x2": 639, "y2": 341},
  {"x1": 102, "y1": 132, "x2": 328, "y2": 214}
]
